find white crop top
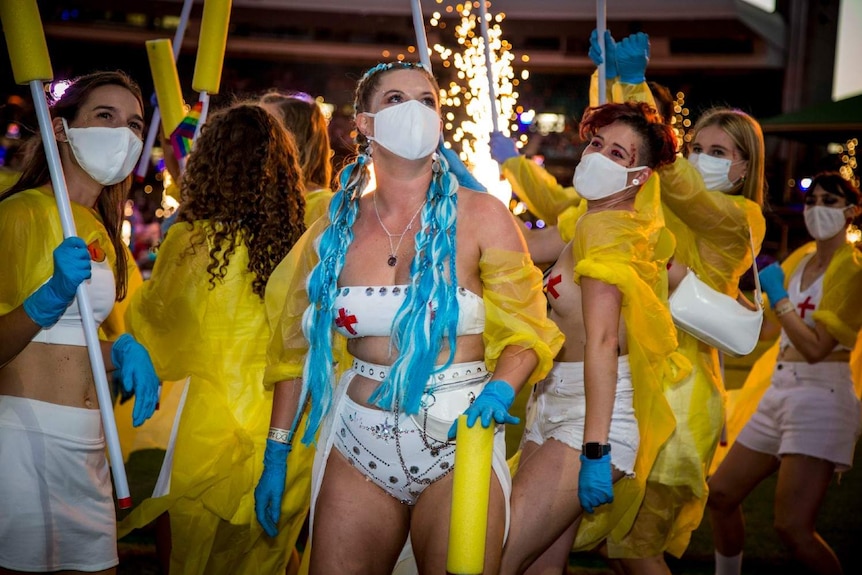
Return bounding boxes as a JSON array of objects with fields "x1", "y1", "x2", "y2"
[
  {"x1": 779, "y1": 254, "x2": 849, "y2": 352},
  {"x1": 31, "y1": 258, "x2": 116, "y2": 346},
  {"x1": 332, "y1": 284, "x2": 485, "y2": 338}
]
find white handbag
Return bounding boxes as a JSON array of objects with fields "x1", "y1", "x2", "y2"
[{"x1": 668, "y1": 232, "x2": 763, "y2": 357}]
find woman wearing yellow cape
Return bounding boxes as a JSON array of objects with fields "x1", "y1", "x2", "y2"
[
  {"x1": 117, "y1": 103, "x2": 307, "y2": 575},
  {"x1": 499, "y1": 101, "x2": 684, "y2": 575},
  {"x1": 493, "y1": 31, "x2": 767, "y2": 573},
  {"x1": 708, "y1": 172, "x2": 862, "y2": 575}
]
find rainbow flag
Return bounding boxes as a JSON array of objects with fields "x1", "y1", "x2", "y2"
[{"x1": 169, "y1": 101, "x2": 202, "y2": 162}]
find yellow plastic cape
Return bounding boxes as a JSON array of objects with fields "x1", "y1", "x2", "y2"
[
  {"x1": 117, "y1": 220, "x2": 312, "y2": 575},
  {"x1": 609, "y1": 159, "x2": 766, "y2": 558},
  {"x1": 711, "y1": 241, "x2": 862, "y2": 477},
  {"x1": 0, "y1": 187, "x2": 118, "y2": 317},
  {"x1": 658, "y1": 158, "x2": 766, "y2": 297},
  {"x1": 500, "y1": 156, "x2": 582, "y2": 226},
  {"x1": 589, "y1": 71, "x2": 658, "y2": 112},
  {"x1": 303, "y1": 187, "x2": 333, "y2": 228},
  {"x1": 570, "y1": 174, "x2": 687, "y2": 551}
]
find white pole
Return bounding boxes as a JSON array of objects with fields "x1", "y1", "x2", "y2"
[
  {"x1": 194, "y1": 91, "x2": 210, "y2": 142},
  {"x1": 596, "y1": 0, "x2": 607, "y2": 104},
  {"x1": 478, "y1": 1, "x2": 499, "y2": 133},
  {"x1": 134, "y1": 0, "x2": 194, "y2": 181},
  {"x1": 30, "y1": 81, "x2": 133, "y2": 508},
  {"x1": 410, "y1": 0, "x2": 432, "y2": 70}
]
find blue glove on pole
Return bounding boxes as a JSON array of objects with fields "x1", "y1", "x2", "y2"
[
  {"x1": 23, "y1": 236, "x2": 92, "y2": 328},
  {"x1": 437, "y1": 143, "x2": 487, "y2": 192},
  {"x1": 448, "y1": 379, "x2": 519, "y2": 439},
  {"x1": 589, "y1": 29, "x2": 618, "y2": 78},
  {"x1": 758, "y1": 262, "x2": 789, "y2": 308},
  {"x1": 578, "y1": 452, "x2": 614, "y2": 513},
  {"x1": 255, "y1": 438, "x2": 291, "y2": 537},
  {"x1": 489, "y1": 131, "x2": 520, "y2": 164},
  {"x1": 616, "y1": 32, "x2": 650, "y2": 84},
  {"x1": 111, "y1": 334, "x2": 160, "y2": 427}
]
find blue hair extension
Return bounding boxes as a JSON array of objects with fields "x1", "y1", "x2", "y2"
[
  {"x1": 368, "y1": 153, "x2": 460, "y2": 414},
  {"x1": 300, "y1": 154, "x2": 367, "y2": 443}
]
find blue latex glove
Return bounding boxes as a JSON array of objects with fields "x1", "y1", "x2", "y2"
[
  {"x1": 448, "y1": 379, "x2": 519, "y2": 439},
  {"x1": 255, "y1": 439, "x2": 291, "y2": 537},
  {"x1": 616, "y1": 32, "x2": 650, "y2": 84},
  {"x1": 758, "y1": 262, "x2": 788, "y2": 308},
  {"x1": 489, "y1": 131, "x2": 520, "y2": 164},
  {"x1": 23, "y1": 236, "x2": 92, "y2": 328},
  {"x1": 111, "y1": 334, "x2": 160, "y2": 427},
  {"x1": 438, "y1": 144, "x2": 487, "y2": 192},
  {"x1": 578, "y1": 452, "x2": 614, "y2": 513},
  {"x1": 588, "y1": 29, "x2": 618, "y2": 78}
]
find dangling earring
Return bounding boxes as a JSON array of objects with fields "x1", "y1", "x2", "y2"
[{"x1": 431, "y1": 151, "x2": 441, "y2": 174}]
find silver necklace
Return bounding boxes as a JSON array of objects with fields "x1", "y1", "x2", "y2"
[{"x1": 372, "y1": 193, "x2": 426, "y2": 267}]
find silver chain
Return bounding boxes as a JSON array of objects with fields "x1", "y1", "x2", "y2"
[{"x1": 372, "y1": 193, "x2": 426, "y2": 266}]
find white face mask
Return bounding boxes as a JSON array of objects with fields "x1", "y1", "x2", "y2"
[
  {"x1": 803, "y1": 205, "x2": 849, "y2": 240},
  {"x1": 363, "y1": 100, "x2": 440, "y2": 161},
  {"x1": 573, "y1": 152, "x2": 646, "y2": 201},
  {"x1": 689, "y1": 152, "x2": 744, "y2": 193},
  {"x1": 62, "y1": 118, "x2": 143, "y2": 186}
]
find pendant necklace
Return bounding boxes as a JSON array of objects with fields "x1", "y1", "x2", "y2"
[{"x1": 373, "y1": 193, "x2": 427, "y2": 267}]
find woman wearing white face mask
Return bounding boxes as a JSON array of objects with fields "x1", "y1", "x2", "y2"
[
  {"x1": 254, "y1": 62, "x2": 562, "y2": 574},
  {"x1": 500, "y1": 101, "x2": 686, "y2": 575},
  {"x1": 708, "y1": 172, "x2": 862, "y2": 575},
  {"x1": 601, "y1": 107, "x2": 768, "y2": 575},
  {"x1": 0, "y1": 71, "x2": 159, "y2": 573}
]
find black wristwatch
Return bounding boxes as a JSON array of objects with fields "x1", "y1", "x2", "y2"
[{"x1": 582, "y1": 442, "x2": 611, "y2": 460}]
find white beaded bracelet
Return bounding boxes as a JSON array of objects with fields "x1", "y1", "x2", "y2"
[{"x1": 268, "y1": 427, "x2": 293, "y2": 444}]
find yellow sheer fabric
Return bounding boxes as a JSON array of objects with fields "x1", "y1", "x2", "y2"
[
  {"x1": 480, "y1": 247, "x2": 565, "y2": 384},
  {"x1": 589, "y1": 71, "x2": 658, "y2": 111},
  {"x1": 117, "y1": 221, "x2": 310, "y2": 575},
  {"x1": 609, "y1": 159, "x2": 767, "y2": 557},
  {"x1": 712, "y1": 241, "x2": 862, "y2": 476},
  {"x1": 659, "y1": 158, "x2": 765, "y2": 296},
  {"x1": 303, "y1": 187, "x2": 333, "y2": 228},
  {"x1": 571, "y1": 175, "x2": 686, "y2": 551},
  {"x1": 0, "y1": 187, "x2": 117, "y2": 315},
  {"x1": 500, "y1": 156, "x2": 581, "y2": 226}
]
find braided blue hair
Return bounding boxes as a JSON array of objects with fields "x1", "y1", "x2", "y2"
[{"x1": 298, "y1": 62, "x2": 460, "y2": 444}]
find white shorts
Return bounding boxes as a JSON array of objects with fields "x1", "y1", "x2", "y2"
[
  {"x1": 0, "y1": 395, "x2": 118, "y2": 571},
  {"x1": 737, "y1": 361, "x2": 862, "y2": 472},
  {"x1": 521, "y1": 357, "x2": 639, "y2": 476},
  {"x1": 313, "y1": 363, "x2": 512, "y2": 539},
  {"x1": 334, "y1": 394, "x2": 458, "y2": 505}
]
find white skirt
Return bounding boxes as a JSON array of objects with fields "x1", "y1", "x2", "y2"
[{"x1": 0, "y1": 395, "x2": 118, "y2": 571}]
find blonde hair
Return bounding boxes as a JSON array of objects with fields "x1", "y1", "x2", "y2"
[{"x1": 692, "y1": 108, "x2": 765, "y2": 206}]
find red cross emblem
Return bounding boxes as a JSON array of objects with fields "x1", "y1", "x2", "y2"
[
  {"x1": 797, "y1": 296, "x2": 815, "y2": 319},
  {"x1": 546, "y1": 274, "x2": 562, "y2": 299},
  {"x1": 335, "y1": 308, "x2": 358, "y2": 335}
]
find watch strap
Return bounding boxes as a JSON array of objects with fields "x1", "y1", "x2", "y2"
[{"x1": 582, "y1": 442, "x2": 611, "y2": 459}]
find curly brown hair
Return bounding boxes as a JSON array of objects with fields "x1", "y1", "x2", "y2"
[{"x1": 177, "y1": 102, "x2": 306, "y2": 298}]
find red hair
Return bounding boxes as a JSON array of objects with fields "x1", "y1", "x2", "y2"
[{"x1": 579, "y1": 101, "x2": 677, "y2": 169}]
